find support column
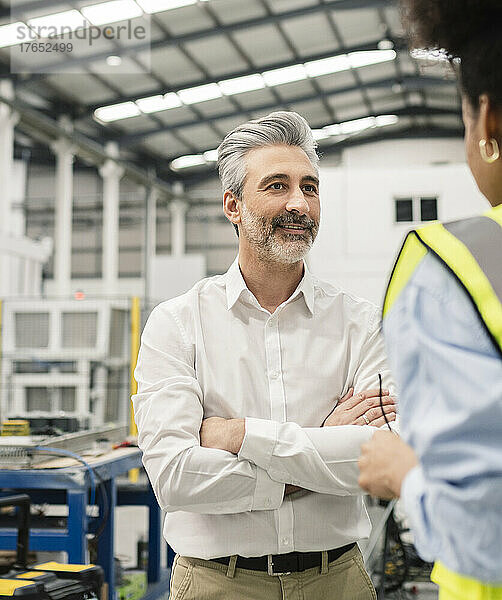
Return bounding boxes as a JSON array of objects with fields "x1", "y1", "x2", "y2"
[
  {"x1": 0, "y1": 80, "x2": 18, "y2": 237},
  {"x1": 99, "y1": 142, "x2": 124, "y2": 294},
  {"x1": 51, "y1": 119, "x2": 75, "y2": 297},
  {"x1": 0, "y1": 80, "x2": 19, "y2": 290},
  {"x1": 144, "y1": 186, "x2": 157, "y2": 300},
  {"x1": 170, "y1": 183, "x2": 187, "y2": 257}
]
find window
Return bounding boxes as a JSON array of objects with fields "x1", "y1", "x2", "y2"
[
  {"x1": 394, "y1": 196, "x2": 438, "y2": 223},
  {"x1": 421, "y1": 197, "x2": 438, "y2": 221},
  {"x1": 395, "y1": 198, "x2": 413, "y2": 222}
]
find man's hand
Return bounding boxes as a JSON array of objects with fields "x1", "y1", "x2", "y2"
[
  {"x1": 323, "y1": 388, "x2": 397, "y2": 428},
  {"x1": 358, "y1": 430, "x2": 418, "y2": 499},
  {"x1": 200, "y1": 417, "x2": 245, "y2": 454}
]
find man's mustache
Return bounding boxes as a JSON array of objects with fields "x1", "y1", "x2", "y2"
[{"x1": 271, "y1": 214, "x2": 317, "y2": 229}]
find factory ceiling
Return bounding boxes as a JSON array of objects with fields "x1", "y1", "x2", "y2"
[{"x1": 0, "y1": 0, "x2": 462, "y2": 186}]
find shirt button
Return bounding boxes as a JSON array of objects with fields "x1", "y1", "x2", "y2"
[
  {"x1": 268, "y1": 320, "x2": 274, "y2": 327},
  {"x1": 270, "y1": 370, "x2": 279, "y2": 379},
  {"x1": 282, "y1": 538, "x2": 290, "y2": 545},
  {"x1": 265, "y1": 498, "x2": 271, "y2": 507}
]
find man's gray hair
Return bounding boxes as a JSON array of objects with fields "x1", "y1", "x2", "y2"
[{"x1": 217, "y1": 111, "x2": 319, "y2": 200}]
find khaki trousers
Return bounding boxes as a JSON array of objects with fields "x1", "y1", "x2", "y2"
[{"x1": 169, "y1": 544, "x2": 377, "y2": 600}]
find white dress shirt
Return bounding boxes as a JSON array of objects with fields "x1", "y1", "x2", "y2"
[{"x1": 133, "y1": 258, "x2": 395, "y2": 559}]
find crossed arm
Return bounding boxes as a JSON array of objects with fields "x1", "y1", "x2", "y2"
[
  {"x1": 200, "y1": 388, "x2": 397, "y2": 495},
  {"x1": 132, "y1": 306, "x2": 397, "y2": 515}
]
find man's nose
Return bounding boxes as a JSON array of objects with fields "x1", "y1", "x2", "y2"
[{"x1": 285, "y1": 188, "x2": 309, "y2": 214}]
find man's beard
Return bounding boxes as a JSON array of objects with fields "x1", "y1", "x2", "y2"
[{"x1": 240, "y1": 201, "x2": 319, "y2": 264}]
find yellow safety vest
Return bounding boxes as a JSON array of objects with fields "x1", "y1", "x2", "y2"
[
  {"x1": 384, "y1": 204, "x2": 502, "y2": 355},
  {"x1": 383, "y1": 204, "x2": 502, "y2": 600}
]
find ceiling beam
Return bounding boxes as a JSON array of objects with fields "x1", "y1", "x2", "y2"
[
  {"x1": 119, "y1": 75, "x2": 457, "y2": 144},
  {"x1": 14, "y1": 0, "x2": 395, "y2": 86}
]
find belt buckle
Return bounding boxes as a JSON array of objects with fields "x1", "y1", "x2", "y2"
[{"x1": 267, "y1": 555, "x2": 291, "y2": 576}]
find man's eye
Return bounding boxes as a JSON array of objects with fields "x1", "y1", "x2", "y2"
[
  {"x1": 270, "y1": 182, "x2": 285, "y2": 190},
  {"x1": 303, "y1": 185, "x2": 317, "y2": 193}
]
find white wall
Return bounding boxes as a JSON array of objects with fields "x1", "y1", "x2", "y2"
[{"x1": 309, "y1": 139, "x2": 487, "y2": 305}]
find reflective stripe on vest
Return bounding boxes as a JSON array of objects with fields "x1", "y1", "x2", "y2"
[
  {"x1": 383, "y1": 205, "x2": 502, "y2": 356},
  {"x1": 431, "y1": 561, "x2": 502, "y2": 600}
]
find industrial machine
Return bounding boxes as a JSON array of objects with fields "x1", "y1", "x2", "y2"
[
  {"x1": 0, "y1": 299, "x2": 130, "y2": 428},
  {"x1": 0, "y1": 495, "x2": 103, "y2": 600}
]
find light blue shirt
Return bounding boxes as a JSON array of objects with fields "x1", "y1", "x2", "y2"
[{"x1": 383, "y1": 252, "x2": 502, "y2": 583}]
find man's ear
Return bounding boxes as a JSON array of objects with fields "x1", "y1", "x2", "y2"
[{"x1": 223, "y1": 190, "x2": 241, "y2": 228}]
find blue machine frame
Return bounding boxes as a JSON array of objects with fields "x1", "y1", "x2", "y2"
[{"x1": 0, "y1": 448, "x2": 169, "y2": 600}]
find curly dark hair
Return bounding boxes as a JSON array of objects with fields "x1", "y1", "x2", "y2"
[{"x1": 400, "y1": 0, "x2": 502, "y2": 110}]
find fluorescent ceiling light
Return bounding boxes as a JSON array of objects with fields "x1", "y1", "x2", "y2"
[
  {"x1": 0, "y1": 22, "x2": 35, "y2": 48},
  {"x1": 163, "y1": 92, "x2": 183, "y2": 107},
  {"x1": 171, "y1": 155, "x2": 206, "y2": 170},
  {"x1": 323, "y1": 114, "x2": 399, "y2": 137},
  {"x1": 81, "y1": 0, "x2": 143, "y2": 26},
  {"x1": 312, "y1": 129, "x2": 330, "y2": 141},
  {"x1": 262, "y1": 64, "x2": 307, "y2": 86},
  {"x1": 137, "y1": 0, "x2": 196, "y2": 13},
  {"x1": 323, "y1": 117, "x2": 375, "y2": 136},
  {"x1": 375, "y1": 114, "x2": 398, "y2": 127},
  {"x1": 378, "y1": 39, "x2": 394, "y2": 51},
  {"x1": 94, "y1": 50, "x2": 399, "y2": 123},
  {"x1": 339, "y1": 117, "x2": 376, "y2": 134},
  {"x1": 94, "y1": 101, "x2": 141, "y2": 122},
  {"x1": 203, "y1": 149, "x2": 218, "y2": 162},
  {"x1": 218, "y1": 74, "x2": 265, "y2": 95},
  {"x1": 323, "y1": 123, "x2": 341, "y2": 136},
  {"x1": 178, "y1": 83, "x2": 222, "y2": 104},
  {"x1": 410, "y1": 48, "x2": 449, "y2": 62},
  {"x1": 28, "y1": 10, "x2": 87, "y2": 37},
  {"x1": 305, "y1": 55, "x2": 350, "y2": 77},
  {"x1": 106, "y1": 55, "x2": 122, "y2": 66},
  {"x1": 348, "y1": 49, "x2": 396, "y2": 68},
  {"x1": 136, "y1": 93, "x2": 182, "y2": 113}
]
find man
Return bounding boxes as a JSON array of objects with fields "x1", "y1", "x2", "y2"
[{"x1": 133, "y1": 111, "x2": 397, "y2": 600}]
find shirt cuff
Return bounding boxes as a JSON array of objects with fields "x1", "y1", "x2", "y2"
[
  {"x1": 238, "y1": 417, "x2": 278, "y2": 471},
  {"x1": 400, "y1": 464, "x2": 438, "y2": 562},
  {"x1": 251, "y1": 465, "x2": 285, "y2": 511},
  {"x1": 401, "y1": 463, "x2": 425, "y2": 510}
]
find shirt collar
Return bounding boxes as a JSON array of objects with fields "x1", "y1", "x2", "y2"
[
  {"x1": 225, "y1": 257, "x2": 315, "y2": 315},
  {"x1": 225, "y1": 257, "x2": 248, "y2": 310}
]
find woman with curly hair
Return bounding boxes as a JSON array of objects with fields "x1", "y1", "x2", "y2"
[{"x1": 358, "y1": 1, "x2": 502, "y2": 598}]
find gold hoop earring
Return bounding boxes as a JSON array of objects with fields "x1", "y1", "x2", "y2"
[{"x1": 479, "y1": 138, "x2": 500, "y2": 164}]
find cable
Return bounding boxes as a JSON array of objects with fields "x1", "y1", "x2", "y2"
[
  {"x1": 13, "y1": 446, "x2": 114, "y2": 543},
  {"x1": 379, "y1": 373, "x2": 393, "y2": 431},
  {"x1": 31, "y1": 446, "x2": 96, "y2": 507},
  {"x1": 31, "y1": 447, "x2": 111, "y2": 544}
]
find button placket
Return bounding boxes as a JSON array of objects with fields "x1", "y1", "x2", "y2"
[
  {"x1": 276, "y1": 496, "x2": 295, "y2": 554},
  {"x1": 265, "y1": 316, "x2": 285, "y2": 423}
]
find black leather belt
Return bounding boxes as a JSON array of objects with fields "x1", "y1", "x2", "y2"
[{"x1": 211, "y1": 542, "x2": 356, "y2": 576}]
